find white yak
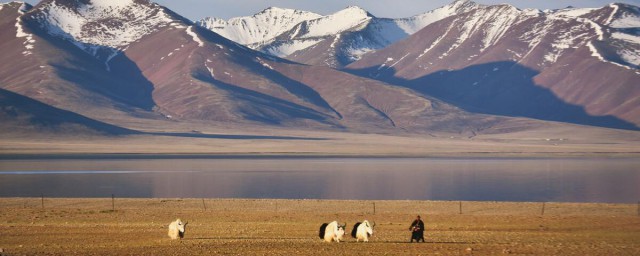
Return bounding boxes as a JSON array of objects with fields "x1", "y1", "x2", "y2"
[{"x1": 168, "y1": 219, "x2": 188, "y2": 240}]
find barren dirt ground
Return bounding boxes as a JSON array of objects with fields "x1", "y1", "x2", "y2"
[
  {"x1": 2, "y1": 127, "x2": 640, "y2": 158},
  {"x1": 0, "y1": 198, "x2": 638, "y2": 255}
]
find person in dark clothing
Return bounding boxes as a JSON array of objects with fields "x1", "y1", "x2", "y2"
[{"x1": 409, "y1": 215, "x2": 425, "y2": 242}]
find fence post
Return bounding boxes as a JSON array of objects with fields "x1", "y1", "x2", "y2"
[
  {"x1": 459, "y1": 201, "x2": 462, "y2": 214},
  {"x1": 111, "y1": 194, "x2": 115, "y2": 211},
  {"x1": 202, "y1": 198, "x2": 207, "y2": 211},
  {"x1": 41, "y1": 193, "x2": 44, "y2": 209},
  {"x1": 637, "y1": 201, "x2": 639, "y2": 217},
  {"x1": 373, "y1": 202, "x2": 376, "y2": 215},
  {"x1": 541, "y1": 202, "x2": 546, "y2": 216},
  {"x1": 275, "y1": 201, "x2": 278, "y2": 212}
]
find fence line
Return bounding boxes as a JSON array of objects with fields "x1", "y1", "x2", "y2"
[{"x1": 2, "y1": 197, "x2": 637, "y2": 217}]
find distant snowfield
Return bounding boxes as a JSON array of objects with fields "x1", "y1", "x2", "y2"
[
  {"x1": 264, "y1": 39, "x2": 323, "y2": 57},
  {"x1": 35, "y1": 0, "x2": 175, "y2": 51},
  {"x1": 298, "y1": 6, "x2": 372, "y2": 39},
  {"x1": 197, "y1": 7, "x2": 322, "y2": 45},
  {"x1": 548, "y1": 8, "x2": 596, "y2": 19},
  {"x1": 199, "y1": 1, "x2": 478, "y2": 66},
  {"x1": 88, "y1": 0, "x2": 134, "y2": 9},
  {"x1": 611, "y1": 15, "x2": 640, "y2": 28},
  {"x1": 613, "y1": 32, "x2": 640, "y2": 44}
]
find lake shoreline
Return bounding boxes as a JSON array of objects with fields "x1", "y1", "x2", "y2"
[{"x1": 0, "y1": 198, "x2": 638, "y2": 255}]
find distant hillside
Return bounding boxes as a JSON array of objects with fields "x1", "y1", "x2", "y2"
[{"x1": 346, "y1": 1, "x2": 640, "y2": 130}]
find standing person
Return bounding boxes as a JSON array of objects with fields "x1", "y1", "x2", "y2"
[{"x1": 409, "y1": 215, "x2": 425, "y2": 242}]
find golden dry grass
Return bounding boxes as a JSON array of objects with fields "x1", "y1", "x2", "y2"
[{"x1": 0, "y1": 198, "x2": 639, "y2": 255}]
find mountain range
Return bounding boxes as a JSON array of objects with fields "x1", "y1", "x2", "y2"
[
  {"x1": 1, "y1": 0, "x2": 639, "y2": 139},
  {"x1": 197, "y1": 1, "x2": 479, "y2": 68},
  {"x1": 201, "y1": 0, "x2": 640, "y2": 130}
]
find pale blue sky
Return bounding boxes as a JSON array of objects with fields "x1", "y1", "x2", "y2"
[{"x1": 5, "y1": 0, "x2": 640, "y2": 20}]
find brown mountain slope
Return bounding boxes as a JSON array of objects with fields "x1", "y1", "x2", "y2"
[
  {"x1": 0, "y1": 87, "x2": 135, "y2": 136},
  {"x1": 120, "y1": 19, "x2": 508, "y2": 133},
  {"x1": 347, "y1": 3, "x2": 640, "y2": 130},
  {"x1": 0, "y1": 2, "x2": 160, "y2": 124}
]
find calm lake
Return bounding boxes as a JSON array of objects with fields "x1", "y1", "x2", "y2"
[{"x1": 0, "y1": 157, "x2": 638, "y2": 203}]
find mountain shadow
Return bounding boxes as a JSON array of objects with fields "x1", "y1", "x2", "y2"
[
  {"x1": 22, "y1": 15, "x2": 156, "y2": 111},
  {"x1": 347, "y1": 61, "x2": 639, "y2": 131},
  {"x1": 1, "y1": 86, "x2": 330, "y2": 140},
  {"x1": 333, "y1": 19, "x2": 410, "y2": 68},
  {"x1": 191, "y1": 25, "x2": 343, "y2": 119},
  {"x1": 0, "y1": 87, "x2": 137, "y2": 135},
  {"x1": 192, "y1": 71, "x2": 340, "y2": 127}
]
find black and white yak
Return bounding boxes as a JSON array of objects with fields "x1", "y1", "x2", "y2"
[
  {"x1": 351, "y1": 220, "x2": 375, "y2": 242},
  {"x1": 319, "y1": 221, "x2": 346, "y2": 242}
]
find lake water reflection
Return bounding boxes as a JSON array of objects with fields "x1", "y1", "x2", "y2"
[{"x1": 0, "y1": 158, "x2": 638, "y2": 203}]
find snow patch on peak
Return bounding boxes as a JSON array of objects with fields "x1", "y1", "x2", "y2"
[
  {"x1": 34, "y1": 0, "x2": 175, "y2": 51},
  {"x1": 255, "y1": 6, "x2": 322, "y2": 16},
  {"x1": 259, "y1": 6, "x2": 286, "y2": 12},
  {"x1": 330, "y1": 34, "x2": 341, "y2": 48},
  {"x1": 15, "y1": 16, "x2": 36, "y2": 56},
  {"x1": 395, "y1": 0, "x2": 479, "y2": 34},
  {"x1": 88, "y1": 0, "x2": 133, "y2": 9},
  {"x1": 521, "y1": 8, "x2": 542, "y2": 16},
  {"x1": 587, "y1": 42, "x2": 635, "y2": 70},
  {"x1": 31, "y1": 0, "x2": 177, "y2": 70},
  {"x1": 613, "y1": 32, "x2": 640, "y2": 44},
  {"x1": 578, "y1": 18, "x2": 605, "y2": 40},
  {"x1": 605, "y1": 4, "x2": 619, "y2": 25},
  {"x1": 299, "y1": 6, "x2": 372, "y2": 38},
  {"x1": 198, "y1": 7, "x2": 321, "y2": 46},
  {"x1": 479, "y1": 5, "x2": 520, "y2": 51},
  {"x1": 548, "y1": 7, "x2": 597, "y2": 19},
  {"x1": 186, "y1": 26, "x2": 204, "y2": 47},
  {"x1": 609, "y1": 7, "x2": 640, "y2": 28},
  {"x1": 255, "y1": 6, "x2": 320, "y2": 17},
  {"x1": 612, "y1": 32, "x2": 640, "y2": 67},
  {"x1": 451, "y1": 0, "x2": 475, "y2": 7},
  {"x1": 262, "y1": 38, "x2": 323, "y2": 57}
]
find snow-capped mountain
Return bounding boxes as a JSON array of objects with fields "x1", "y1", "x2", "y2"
[
  {"x1": 199, "y1": 1, "x2": 478, "y2": 68},
  {"x1": 197, "y1": 7, "x2": 322, "y2": 46},
  {"x1": 347, "y1": 2, "x2": 640, "y2": 129},
  {"x1": 25, "y1": 0, "x2": 187, "y2": 70},
  {"x1": 1, "y1": 0, "x2": 511, "y2": 135}
]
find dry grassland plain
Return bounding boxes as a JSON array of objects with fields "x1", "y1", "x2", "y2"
[
  {"x1": 1, "y1": 122, "x2": 639, "y2": 255},
  {"x1": 0, "y1": 199, "x2": 639, "y2": 255}
]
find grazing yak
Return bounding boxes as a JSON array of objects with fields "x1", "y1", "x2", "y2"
[
  {"x1": 319, "y1": 221, "x2": 346, "y2": 242},
  {"x1": 168, "y1": 219, "x2": 188, "y2": 240},
  {"x1": 351, "y1": 220, "x2": 375, "y2": 242}
]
